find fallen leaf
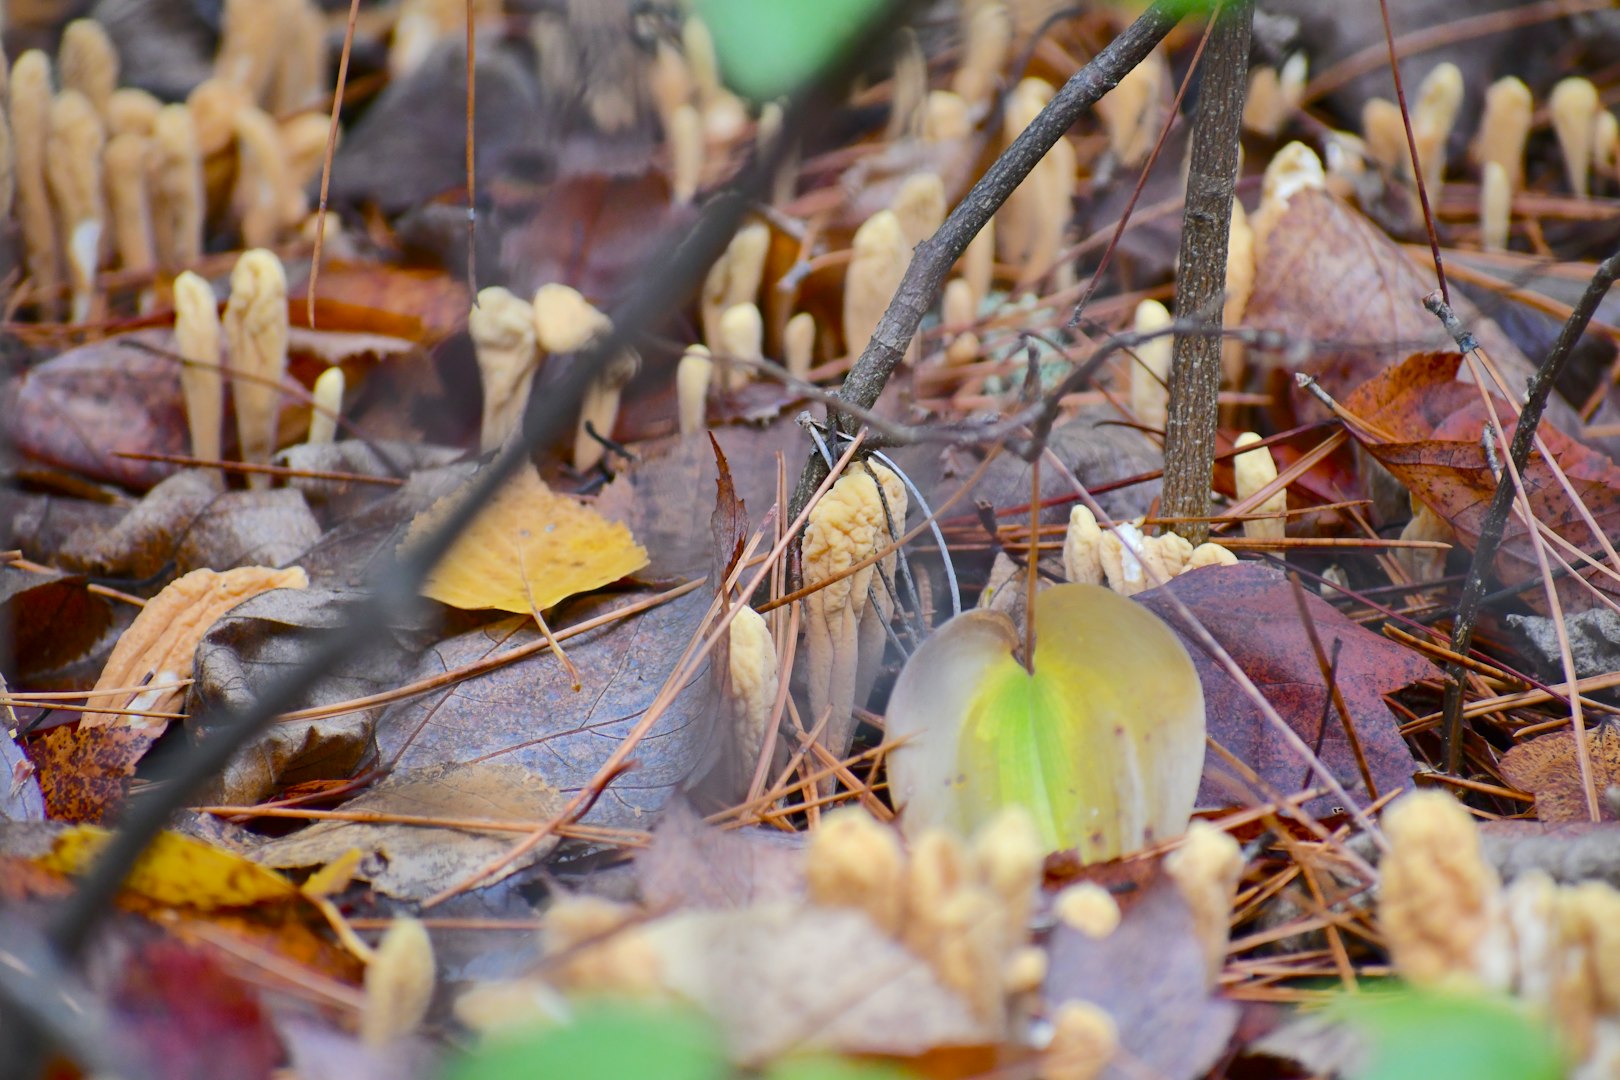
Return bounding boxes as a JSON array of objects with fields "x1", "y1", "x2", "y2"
[
  {"x1": 5, "y1": 330, "x2": 194, "y2": 489},
  {"x1": 375, "y1": 586, "x2": 717, "y2": 830},
  {"x1": 402, "y1": 464, "x2": 648, "y2": 615},
  {"x1": 648, "y1": 904, "x2": 997, "y2": 1063},
  {"x1": 59, "y1": 469, "x2": 225, "y2": 580},
  {"x1": 1135, "y1": 563, "x2": 1430, "y2": 813},
  {"x1": 596, "y1": 424, "x2": 802, "y2": 580},
  {"x1": 111, "y1": 940, "x2": 285, "y2": 1080},
  {"x1": 1498, "y1": 724, "x2": 1620, "y2": 825},
  {"x1": 31, "y1": 720, "x2": 163, "y2": 823},
  {"x1": 82, "y1": 565, "x2": 308, "y2": 730},
  {"x1": 1043, "y1": 875, "x2": 1238, "y2": 1080},
  {"x1": 39, "y1": 824, "x2": 301, "y2": 910},
  {"x1": 2, "y1": 723, "x2": 45, "y2": 824},
  {"x1": 190, "y1": 586, "x2": 444, "y2": 807},
  {"x1": 1246, "y1": 187, "x2": 1541, "y2": 407},
  {"x1": 635, "y1": 799, "x2": 806, "y2": 912},
  {"x1": 1342, "y1": 351, "x2": 1620, "y2": 612},
  {"x1": 290, "y1": 462, "x2": 478, "y2": 589},
  {"x1": 0, "y1": 565, "x2": 114, "y2": 683},
  {"x1": 252, "y1": 763, "x2": 565, "y2": 902},
  {"x1": 289, "y1": 262, "x2": 471, "y2": 348}
]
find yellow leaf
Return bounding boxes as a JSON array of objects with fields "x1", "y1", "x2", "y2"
[
  {"x1": 39, "y1": 825, "x2": 300, "y2": 910},
  {"x1": 402, "y1": 465, "x2": 649, "y2": 614}
]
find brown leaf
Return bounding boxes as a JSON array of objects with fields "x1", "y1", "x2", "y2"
[
  {"x1": 1136, "y1": 563, "x2": 1430, "y2": 812},
  {"x1": 1342, "y1": 351, "x2": 1620, "y2": 611},
  {"x1": 31, "y1": 720, "x2": 160, "y2": 823},
  {"x1": 1043, "y1": 876, "x2": 1238, "y2": 1080},
  {"x1": 6, "y1": 330, "x2": 193, "y2": 489},
  {"x1": 252, "y1": 763, "x2": 565, "y2": 901},
  {"x1": 1499, "y1": 724, "x2": 1620, "y2": 826},
  {"x1": 635, "y1": 800, "x2": 805, "y2": 912},
  {"x1": 596, "y1": 424, "x2": 803, "y2": 580},
  {"x1": 190, "y1": 586, "x2": 443, "y2": 806},
  {"x1": 495, "y1": 172, "x2": 696, "y2": 301},
  {"x1": 709, "y1": 434, "x2": 749, "y2": 590},
  {"x1": 0, "y1": 565, "x2": 114, "y2": 683},
  {"x1": 648, "y1": 904, "x2": 997, "y2": 1062},
  {"x1": 289, "y1": 262, "x2": 471, "y2": 348},
  {"x1": 1246, "y1": 188, "x2": 1548, "y2": 415}
]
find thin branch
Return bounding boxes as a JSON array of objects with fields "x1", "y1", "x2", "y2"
[
  {"x1": 1432, "y1": 247, "x2": 1620, "y2": 773},
  {"x1": 787, "y1": 0, "x2": 1183, "y2": 526}
]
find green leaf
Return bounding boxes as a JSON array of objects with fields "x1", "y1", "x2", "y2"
[
  {"x1": 446, "y1": 1002, "x2": 730, "y2": 1080},
  {"x1": 886, "y1": 584, "x2": 1205, "y2": 858},
  {"x1": 693, "y1": 0, "x2": 888, "y2": 102},
  {"x1": 1332, "y1": 988, "x2": 1565, "y2": 1080}
]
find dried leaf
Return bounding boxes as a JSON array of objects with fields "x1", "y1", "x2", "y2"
[
  {"x1": 376, "y1": 587, "x2": 716, "y2": 830},
  {"x1": 1135, "y1": 564, "x2": 1429, "y2": 812},
  {"x1": 402, "y1": 464, "x2": 648, "y2": 615},
  {"x1": 647, "y1": 904, "x2": 997, "y2": 1062},
  {"x1": 1043, "y1": 876, "x2": 1238, "y2": 1080},
  {"x1": 190, "y1": 586, "x2": 443, "y2": 806},
  {"x1": 82, "y1": 565, "x2": 309, "y2": 730},
  {"x1": 253, "y1": 763, "x2": 565, "y2": 902},
  {"x1": 1499, "y1": 725, "x2": 1620, "y2": 826},
  {"x1": 1343, "y1": 351, "x2": 1620, "y2": 612},
  {"x1": 0, "y1": 565, "x2": 114, "y2": 682},
  {"x1": 39, "y1": 825, "x2": 300, "y2": 910},
  {"x1": 635, "y1": 800, "x2": 806, "y2": 912}
]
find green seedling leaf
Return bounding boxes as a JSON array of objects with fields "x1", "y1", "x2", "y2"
[
  {"x1": 447, "y1": 1002, "x2": 729, "y2": 1080},
  {"x1": 1331, "y1": 988, "x2": 1564, "y2": 1080},
  {"x1": 886, "y1": 584, "x2": 1205, "y2": 858},
  {"x1": 694, "y1": 0, "x2": 888, "y2": 102}
]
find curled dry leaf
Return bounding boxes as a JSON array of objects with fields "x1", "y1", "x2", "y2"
[
  {"x1": 401, "y1": 463, "x2": 648, "y2": 615},
  {"x1": 33, "y1": 565, "x2": 307, "y2": 823},
  {"x1": 1342, "y1": 351, "x2": 1620, "y2": 613},
  {"x1": 81, "y1": 565, "x2": 309, "y2": 730}
]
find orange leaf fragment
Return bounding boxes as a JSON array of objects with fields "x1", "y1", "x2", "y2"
[{"x1": 402, "y1": 464, "x2": 649, "y2": 615}]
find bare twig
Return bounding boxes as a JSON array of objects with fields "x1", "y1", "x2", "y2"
[{"x1": 788, "y1": 1, "x2": 1183, "y2": 526}]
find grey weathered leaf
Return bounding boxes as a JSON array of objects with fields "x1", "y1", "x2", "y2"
[{"x1": 375, "y1": 586, "x2": 717, "y2": 829}]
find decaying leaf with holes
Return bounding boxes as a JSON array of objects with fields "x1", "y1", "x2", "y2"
[{"x1": 401, "y1": 463, "x2": 648, "y2": 616}]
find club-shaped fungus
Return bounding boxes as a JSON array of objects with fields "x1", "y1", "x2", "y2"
[
  {"x1": 725, "y1": 603, "x2": 779, "y2": 792},
  {"x1": 1043, "y1": 1001, "x2": 1117, "y2": 1080},
  {"x1": 1164, "y1": 821, "x2": 1242, "y2": 986},
  {"x1": 1473, "y1": 76, "x2": 1532, "y2": 192},
  {"x1": 700, "y1": 222, "x2": 770, "y2": 358},
  {"x1": 44, "y1": 89, "x2": 106, "y2": 323},
  {"x1": 783, "y1": 312, "x2": 816, "y2": 382},
  {"x1": 1129, "y1": 298, "x2": 1172, "y2": 433},
  {"x1": 232, "y1": 105, "x2": 291, "y2": 248},
  {"x1": 11, "y1": 52, "x2": 59, "y2": 307},
  {"x1": 150, "y1": 104, "x2": 204, "y2": 271},
  {"x1": 806, "y1": 806, "x2": 906, "y2": 935},
  {"x1": 886, "y1": 29, "x2": 927, "y2": 140},
  {"x1": 1411, "y1": 63, "x2": 1463, "y2": 194},
  {"x1": 223, "y1": 249, "x2": 290, "y2": 488},
  {"x1": 1551, "y1": 77, "x2": 1600, "y2": 197},
  {"x1": 802, "y1": 468, "x2": 888, "y2": 783},
  {"x1": 668, "y1": 102, "x2": 703, "y2": 204},
  {"x1": 1062, "y1": 505, "x2": 1104, "y2": 586},
  {"x1": 173, "y1": 270, "x2": 223, "y2": 465},
  {"x1": 844, "y1": 209, "x2": 909, "y2": 360},
  {"x1": 951, "y1": 2, "x2": 1011, "y2": 113},
  {"x1": 360, "y1": 917, "x2": 435, "y2": 1047},
  {"x1": 942, "y1": 278, "x2": 981, "y2": 366},
  {"x1": 104, "y1": 133, "x2": 156, "y2": 280},
  {"x1": 306, "y1": 366, "x2": 344, "y2": 445},
  {"x1": 1233, "y1": 432, "x2": 1285, "y2": 541},
  {"x1": 1479, "y1": 161, "x2": 1511, "y2": 252},
  {"x1": 1095, "y1": 49, "x2": 1166, "y2": 168},
  {"x1": 717, "y1": 301, "x2": 763, "y2": 391},
  {"x1": 468, "y1": 286, "x2": 539, "y2": 452},
  {"x1": 892, "y1": 171, "x2": 945, "y2": 249},
  {"x1": 57, "y1": 19, "x2": 118, "y2": 119},
  {"x1": 574, "y1": 350, "x2": 639, "y2": 472},
  {"x1": 676, "y1": 344, "x2": 713, "y2": 435}
]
